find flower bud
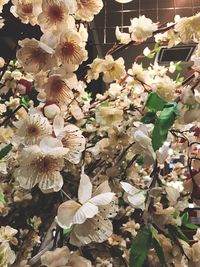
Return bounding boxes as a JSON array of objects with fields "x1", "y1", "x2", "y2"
[{"x1": 43, "y1": 102, "x2": 60, "y2": 119}]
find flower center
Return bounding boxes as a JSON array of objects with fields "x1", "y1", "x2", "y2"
[
  {"x1": 22, "y1": 4, "x2": 33, "y2": 14},
  {"x1": 36, "y1": 156, "x2": 55, "y2": 173},
  {"x1": 27, "y1": 125, "x2": 39, "y2": 136},
  {"x1": 48, "y1": 5, "x2": 64, "y2": 22},
  {"x1": 31, "y1": 48, "x2": 47, "y2": 64},
  {"x1": 61, "y1": 42, "x2": 76, "y2": 58}
]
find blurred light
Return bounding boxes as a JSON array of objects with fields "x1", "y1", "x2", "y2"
[{"x1": 114, "y1": 0, "x2": 133, "y2": 3}]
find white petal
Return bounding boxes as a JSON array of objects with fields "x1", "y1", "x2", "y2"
[
  {"x1": 40, "y1": 136, "x2": 63, "y2": 152},
  {"x1": 39, "y1": 172, "x2": 63, "y2": 193},
  {"x1": 127, "y1": 193, "x2": 146, "y2": 209},
  {"x1": 57, "y1": 200, "x2": 81, "y2": 229},
  {"x1": 78, "y1": 173, "x2": 92, "y2": 204},
  {"x1": 89, "y1": 192, "x2": 115, "y2": 206},
  {"x1": 73, "y1": 202, "x2": 98, "y2": 225},
  {"x1": 93, "y1": 180, "x2": 111, "y2": 196},
  {"x1": 70, "y1": 215, "x2": 113, "y2": 247},
  {"x1": 53, "y1": 115, "x2": 64, "y2": 136},
  {"x1": 121, "y1": 182, "x2": 139, "y2": 195}
]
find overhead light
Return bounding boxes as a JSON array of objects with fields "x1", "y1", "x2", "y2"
[{"x1": 114, "y1": 0, "x2": 133, "y2": 3}]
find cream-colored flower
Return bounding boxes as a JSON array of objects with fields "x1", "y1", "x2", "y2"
[
  {"x1": 57, "y1": 174, "x2": 115, "y2": 246},
  {"x1": 96, "y1": 105, "x2": 123, "y2": 127},
  {"x1": 13, "y1": 113, "x2": 52, "y2": 145},
  {"x1": 17, "y1": 38, "x2": 55, "y2": 74},
  {"x1": 15, "y1": 136, "x2": 68, "y2": 193},
  {"x1": 87, "y1": 57, "x2": 104, "y2": 82},
  {"x1": 102, "y1": 55, "x2": 126, "y2": 83},
  {"x1": 121, "y1": 220, "x2": 140, "y2": 236},
  {"x1": 43, "y1": 74, "x2": 74, "y2": 108},
  {"x1": 175, "y1": 13, "x2": 200, "y2": 42},
  {"x1": 0, "y1": 0, "x2": 9, "y2": 12},
  {"x1": 0, "y1": 226, "x2": 18, "y2": 245},
  {"x1": 115, "y1": 26, "x2": 131, "y2": 44},
  {"x1": 38, "y1": 0, "x2": 75, "y2": 33},
  {"x1": 11, "y1": 0, "x2": 42, "y2": 26},
  {"x1": 55, "y1": 29, "x2": 88, "y2": 69},
  {"x1": 53, "y1": 115, "x2": 86, "y2": 164},
  {"x1": 152, "y1": 75, "x2": 177, "y2": 101},
  {"x1": 129, "y1": 15, "x2": 158, "y2": 42},
  {"x1": 0, "y1": 127, "x2": 14, "y2": 144},
  {"x1": 121, "y1": 182, "x2": 146, "y2": 210},
  {"x1": 75, "y1": 0, "x2": 103, "y2": 22},
  {"x1": 0, "y1": 242, "x2": 16, "y2": 267},
  {"x1": 41, "y1": 247, "x2": 91, "y2": 267},
  {"x1": 0, "y1": 16, "x2": 4, "y2": 29}
]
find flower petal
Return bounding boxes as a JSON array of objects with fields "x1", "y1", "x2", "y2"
[
  {"x1": 89, "y1": 192, "x2": 115, "y2": 206},
  {"x1": 78, "y1": 173, "x2": 92, "y2": 204},
  {"x1": 73, "y1": 202, "x2": 98, "y2": 225},
  {"x1": 57, "y1": 200, "x2": 81, "y2": 229},
  {"x1": 93, "y1": 180, "x2": 111, "y2": 196},
  {"x1": 53, "y1": 115, "x2": 64, "y2": 136},
  {"x1": 70, "y1": 215, "x2": 113, "y2": 247}
]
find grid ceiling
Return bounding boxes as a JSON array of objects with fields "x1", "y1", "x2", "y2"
[{"x1": 91, "y1": 0, "x2": 200, "y2": 45}]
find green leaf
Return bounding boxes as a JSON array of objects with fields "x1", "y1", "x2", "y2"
[
  {"x1": 0, "y1": 144, "x2": 12, "y2": 160},
  {"x1": 141, "y1": 112, "x2": 157, "y2": 124},
  {"x1": 20, "y1": 95, "x2": 30, "y2": 107},
  {"x1": 146, "y1": 93, "x2": 168, "y2": 112},
  {"x1": 100, "y1": 101, "x2": 109, "y2": 107},
  {"x1": 168, "y1": 225, "x2": 189, "y2": 243},
  {"x1": 63, "y1": 228, "x2": 72, "y2": 236},
  {"x1": 184, "y1": 223, "x2": 200, "y2": 230},
  {"x1": 136, "y1": 155, "x2": 144, "y2": 166},
  {"x1": 175, "y1": 62, "x2": 182, "y2": 72},
  {"x1": 0, "y1": 192, "x2": 6, "y2": 205},
  {"x1": 152, "y1": 238, "x2": 166, "y2": 267},
  {"x1": 147, "y1": 53, "x2": 155, "y2": 59},
  {"x1": 181, "y1": 212, "x2": 189, "y2": 225},
  {"x1": 152, "y1": 105, "x2": 177, "y2": 151},
  {"x1": 129, "y1": 224, "x2": 152, "y2": 267}
]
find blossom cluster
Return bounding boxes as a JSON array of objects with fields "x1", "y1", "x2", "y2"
[{"x1": 0, "y1": 1, "x2": 200, "y2": 267}]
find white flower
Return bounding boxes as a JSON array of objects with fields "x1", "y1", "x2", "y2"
[
  {"x1": 11, "y1": 0, "x2": 42, "y2": 26},
  {"x1": 53, "y1": 115, "x2": 86, "y2": 164},
  {"x1": 0, "y1": 242, "x2": 16, "y2": 267},
  {"x1": 38, "y1": 0, "x2": 75, "y2": 33},
  {"x1": 129, "y1": 15, "x2": 158, "y2": 42},
  {"x1": 0, "y1": 0, "x2": 9, "y2": 12},
  {"x1": 152, "y1": 75, "x2": 177, "y2": 101},
  {"x1": 133, "y1": 124, "x2": 155, "y2": 160},
  {"x1": 15, "y1": 136, "x2": 68, "y2": 193},
  {"x1": 96, "y1": 106, "x2": 123, "y2": 127},
  {"x1": 193, "y1": 229, "x2": 200, "y2": 241},
  {"x1": 102, "y1": 55, "x2": 126, "y2": 83},
  {"x1": 87, "y1": 58, "x2": 104, "y2": 82},
  {"x1": 175, "y1": 13, "x2": 200, "y2": 42},
  {"x1": 0, "y1": 16, "x2": 4, "y2": 29},
  {"x1": 43, "y1": 74, "x2": 74, "y2": 109},
  {"x1": 13, "y1": 113, "x2": 52, "y2": 145},
  {"x1": 165, "y1": 186, "x2": 180, "y2": 205},
  {"x1": 17, "y1": 38, "x2": 55, "y2": 74},
  {"x1": 41, "y1": 247, "x2": 92, "y2": 267},
  {"x1": 75, "y1": 0, "x2": 103, "y2": 22},
  {"x1": 115, "y1": 26, "x2": 131, "y2": 44},
  {"x1": 57, "y1": 173, "x2": 115, "y2": 246},
  {"x1": 121, "y1": 182, "x2": 146, "y2": 210},
  {"x1": 55, "y1": 29, "x2": 88, "y2": 70},
  {"x1": 108, "y1": 83, "x2": 122, "y2": 98},
  {"x1": 0, "y1": 226, "x2": 18, "y2": 245}
]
